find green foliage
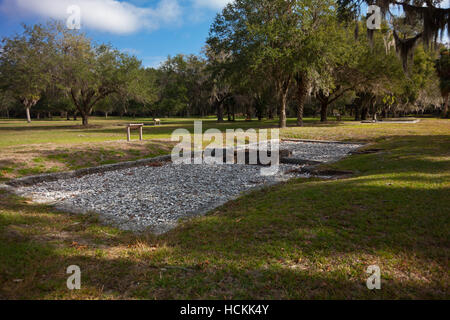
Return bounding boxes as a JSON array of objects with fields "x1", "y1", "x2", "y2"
[
  {"x1": 156, "y1": 54, "x2": 211, "y2": 117},
  {"x1": 55, "y1": 26, "x2": 144, "y2": 125},
  {"x1": 0, "y1": 3, "x2": 445, "y2": 123},
  {"x1": 436, "y1": 48, "x2": 450, "y2": 96},
  {"x1": 0, "y1": 22, "x2": 154, "y2": 125},
  {"x1": 0, "y1": 23, "x2": 55, "y2": 115},
  {"x1": 157, "y1": 55, "x2": 190, "y2": 115},
  {"x1": 208, "y1": 0, "x2": 342, "y2": 127}
]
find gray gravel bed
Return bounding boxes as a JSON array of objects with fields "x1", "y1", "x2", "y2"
[
  {"x1": 244, "y1": 141, "x2": 362, "y2": 163},
  {"x1": 16, "y1": 163, "x2": 304, "y2": 233},
  {"x1": 14, "y1": 141, "x2": 361, "y2": 234},
  {"x1": 279, "y1": 141, "x2": 362, "y2": 162}
]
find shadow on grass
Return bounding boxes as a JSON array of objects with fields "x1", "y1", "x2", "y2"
[
  {"x1": 0, "y1": 194, "x2": 446, "y2": 299},
  {"x1": 0, "y1": 134, "x2": 448, "y2": 299},
  {"x1": 0, "y1": 117, "x2": 347, "y2": 133},
  {"x1": 0, "y1": 192, "x2": 447, "y2": 300}
]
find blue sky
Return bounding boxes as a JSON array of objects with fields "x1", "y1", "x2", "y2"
[{"x1": 0, "y1": 0, "x2": 230, "y2": 68}]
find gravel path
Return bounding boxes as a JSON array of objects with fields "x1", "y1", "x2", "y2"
[{"x1": 16, "y1": 141, "x2": 361, "y2": 233}]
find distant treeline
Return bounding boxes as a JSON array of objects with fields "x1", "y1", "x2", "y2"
[{"x1": 1, "y1": 1, "x2": 449, "y2": 125}]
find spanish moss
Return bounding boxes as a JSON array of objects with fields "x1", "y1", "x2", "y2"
[{"x1": 393, "y1": 30, "x2": 422, "y2": 73}]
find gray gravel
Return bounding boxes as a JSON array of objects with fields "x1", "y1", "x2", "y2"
[
  {"x1": 16, "y1": 141, "x2": 361, "y2": 234},
  {"x1": 280, "y1": 141, "x2": 362, "y2": 162}
]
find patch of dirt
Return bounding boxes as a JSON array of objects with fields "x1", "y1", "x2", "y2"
[
  {"x1": 313, "y1": 169, "x2": 354, "y2": 177},
  {"x1": 1, "y1": 226, "x2": 29, "y2": 241},
  {"x1": 146, "y1": 161, "x2": 166, "y2": 167},
  {"x1": 287, "y1": 167, "x2": 354, "y2": 178},
  {"x1": 349, "y1": 148, "x2": 383, "y2": 155}
]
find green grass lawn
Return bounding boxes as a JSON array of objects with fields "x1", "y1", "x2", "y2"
[
  {"x1": 0, "y1": 117, "x2": 449, "y2": 299},
  {"x1": 0, "y1": 116, "x2": 438, "y2": 148},
  {"x1": 0, "y1": 116, "x2": 446, "y2": 180}
]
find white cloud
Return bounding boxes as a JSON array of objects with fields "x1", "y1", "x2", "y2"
[
  {"x1": 0, "y1": 0, "x2": 182, "y2": 34},
  {"x1": 192, "y1": 0, "x2": 231, "y2": 10},
  {"x1": 142, "y1": 55, "x2": 166, "y2": 68},
  {"x1": 121, "y1": 48, "x2": 141, "y2": 55}
]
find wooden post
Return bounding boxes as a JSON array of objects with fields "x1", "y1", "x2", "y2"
[{"x1": 126, "y1": 124, "x2": 144, "y2": 142}]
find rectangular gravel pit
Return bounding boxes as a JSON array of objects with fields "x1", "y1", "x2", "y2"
[{"x1": 5, "y1": 141, "x2": 363, "y2": 234}]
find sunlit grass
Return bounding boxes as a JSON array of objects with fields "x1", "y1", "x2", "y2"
[{"x1": 0, "y1": 117, "x2": 449, "y2": 299}]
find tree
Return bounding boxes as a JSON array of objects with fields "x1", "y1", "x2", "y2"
[
  {"x1": 0, "y1": 24, "x2": 54, "y2": 123},
  {"x1": 184, "y1": 54, "x2": 210, "y2": 117},
  {"x1": 157, "y1": 55, "x2": 191, "y2": 117},
  {"x1": 0, "y1": 21, "x2": 174, "y2": 123},
  {"x1": 312, "y1": 24, "x2": 358, "y2": 122},
  {"x1": 435, "y1": 48, "x2": 450, "y2": 118},
  {"x1": 0, "y1": 89, "x2": 15, "y2": 118},
  {"x1": 111, "y1": 65, "x2": 159, "y2": 118},
  {"x1": 135, "y1": 68, "x2": 160, "y2": 118},
  {"x1": 208, "y1": 0, "x2": 345, "y2": 127},
  {"x1": 340, "y1": 20, "x2": 408, "y2": 120},
  {"x1": 204, "y1": 49, "x2": 233, "y2": 123},
  {"x1": 208, "y1": 0, "x2": 299, "y2": 128},
  {"x1": 56, "y1": 26, "x2": 141, "y2": 126},
  {"x1": 338, "y1": 1, "x2": 450, "y2": 72},
  {"x1": 290, "y1": 0, "x2": 344, "y2": 126}
]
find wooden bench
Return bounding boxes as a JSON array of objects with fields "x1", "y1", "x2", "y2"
[
  {"x1": 127, "y1": 124, "x2": 144, "y2": 142},
  {"x1": 154, "y1": 119, "x2": 161, "y2": 126}
]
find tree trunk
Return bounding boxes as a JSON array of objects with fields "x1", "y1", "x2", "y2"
[
  {"x1": 361, "y1": 107, "x2": 368, "y2": 120},
  {"x1": 279, "y1": 92, "x2": 288, "y2": 128},
  {"x1": 26, "y1": 107, "x2": 31, "y2": 123},
  {"x1": 105, "y1": 112, "x2": 108, "y2": 119},
  {"x1": 320, "y1": 101, "x2": 328, "y2": 122},
  {"x1": 257, "y1": 104, "x2": 263, "y2": 121},
  {"x1": 246, "y1": 105, "x2": 252, "y2": 121},
  {"x1": 227, "y1": 104, "x2": 232, "y2": 122},
  {"x1": 82, "y1": 115, "x2": 89, "y2": 126},
  {"x1": 277, "y1": 77, "x2": 291, "y2": 129},
  {"x1": 354, "y1": 105, "x2": 361, "y2": 121},
  {"x1": 268, "y1": 107, "x2": 274, "y2": 120},
  {"x1": 217, "y1": 101, "x2": 224, "y2": 123},
  {"x1": 372, "y1": 111, "x2": 378, "y2": 121},
  {"x1": 442, "y1": 94, "x2": 449, "y2": 118},
  {"x1": 295, "y1": 74, "x2": 308, "y2": 127}
]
